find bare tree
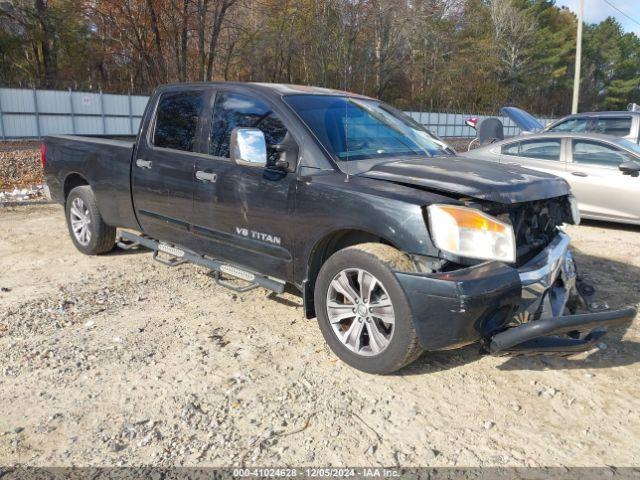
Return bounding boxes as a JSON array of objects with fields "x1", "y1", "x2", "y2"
[
  {"x1": 193, "y1": 0, "x2": 238, "y2": 81},
  {"x1": 489, "y1": 0, "x2": 537, "y2": 99},
  {"x1": 368, "y1": 0, "x2": 410, "y2": 99},
  {"x1": 0, "y1": 0, "x2": 59, "y2": 87},
  {"x1": 2, "y1": 0, "x2": 629, "y2": 113}
]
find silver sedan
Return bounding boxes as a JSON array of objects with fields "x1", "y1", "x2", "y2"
[{"x1": 464, "y1": 132, "x2": 640, "y2": 225}]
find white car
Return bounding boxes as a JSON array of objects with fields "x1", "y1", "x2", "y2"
[{"x1": 465, "y1": 132, "x2": 640, "y2": 225}]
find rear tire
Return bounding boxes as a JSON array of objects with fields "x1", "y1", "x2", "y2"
[
  {"x1": 65, "y1": 186, "x2": 116, "y2": 255},
  {"x1": 314, "y1": 243, "x2": 423, "y2": 374}
]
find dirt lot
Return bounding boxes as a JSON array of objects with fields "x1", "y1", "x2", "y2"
[{"x1": 0, "y1": 204, "x2": 638, "y2": 467}]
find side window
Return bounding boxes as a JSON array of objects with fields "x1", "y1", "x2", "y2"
[
  {"x1": 592, "y1": 117, "x2": 632, "y2": 137},
  {"x1": 549, "y1": 118, "x2": 588, "y2": 133},
  {"x1": 153, "y1": 91, "x2": 205, "y2": 152},
  {"x1": 209, "y1": 92, "x2": 288, "y2": 163},
  {"x1": 501, "y1": 142, "x2": 520, "y2": 156},
  {"x1": 572, "y1": 140, "x2": 629, "y2": 167},
  {"x1": 518, "y1": 139, "x2": 561, "y2": 161}
]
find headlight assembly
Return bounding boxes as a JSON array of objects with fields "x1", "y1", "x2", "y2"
[
  {"x1": 568, "y1": 195, "x2": 581, "y2": 225},
  {"x1": 427, "y1": 204, "x2": 516, "y2": 263}
]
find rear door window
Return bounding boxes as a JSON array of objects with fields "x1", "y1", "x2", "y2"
[
  {"x1": 549, "y1": 117, "x2": 588, "y2": 133},
  {"x1": 502, "y1": 139, "x2": 561, "y2": 161},
  {"x1": 153, "y1": 91, "x2": 205, "y2": 152},
  {"x1": 572, "y1": 140, "x2": 629, "y2": 167},
  {"x1": 518, "y1": 139, "x2": 561, "y2": 161},
  {"x1": 592, "y1": 116, "x2": 632, "y2": 137}
]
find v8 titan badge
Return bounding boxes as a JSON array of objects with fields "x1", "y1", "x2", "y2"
[{"x1": 236, "y1": 227, "x2": 282, "y2": 246}]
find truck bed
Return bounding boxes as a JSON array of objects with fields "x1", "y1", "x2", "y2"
[{"x1": 44, "y1": 135, "x2": 140, "y2": 230}]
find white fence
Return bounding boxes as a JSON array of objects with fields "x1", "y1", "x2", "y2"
[
  {"x1": 405, "y1": 111, "x2": 556, "y2": 138},
  {"x1": 0, "y1": 87, "x2": 554, "y2": 140},
  {"x1": 0, "y1": 88, "x2": 149, "y2": 139}
]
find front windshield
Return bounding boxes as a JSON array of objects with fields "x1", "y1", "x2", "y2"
[{"x1": 284, "y1": 94, "x2": 453, "y2": 162}]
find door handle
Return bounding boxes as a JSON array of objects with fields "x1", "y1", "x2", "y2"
[
  {"x1": 571, "y1": 171, "x2": 588, "y2": 177},
  {"x1": 196, "y1": 170, "x2": 217, "y2": 183},
  {"x1": 136, "y1": 159, "x2": 152, "y2": 169}
]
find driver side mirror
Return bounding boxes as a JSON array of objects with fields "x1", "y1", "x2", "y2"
[
  {"x1": 230, "y1": 127, "x2": 267, "y2": 167},
  {"x1": 619, "y1": 160, "x2": 640, "y2": 177}
]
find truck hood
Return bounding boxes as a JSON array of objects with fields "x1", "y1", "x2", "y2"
[
  {"x1": 358, "y1": 156, "x2": 570, "y2": 204},
  {"x1": 500, "y1": 106, "x2": 544, "y2": 133}
]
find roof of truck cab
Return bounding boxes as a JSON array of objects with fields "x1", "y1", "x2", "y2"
[{"x1": 156, "y1": 81, "x2": 373, "y2": 100}]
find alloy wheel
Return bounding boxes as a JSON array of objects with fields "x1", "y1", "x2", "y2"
[
  {"x1": 70, "y1": 197, "x2": 92, "y2": 246},
  {"x1": 326, "y1": 268, "x2": 395, "y2": 356}
]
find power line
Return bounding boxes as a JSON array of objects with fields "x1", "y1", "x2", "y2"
[{"x1": 601, "y1": 0, "x2": 640, "y2": 28}]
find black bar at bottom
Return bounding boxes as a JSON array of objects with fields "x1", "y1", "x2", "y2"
[{"x1": 489, "y1": 306, "x2": 637, "y2": 354}]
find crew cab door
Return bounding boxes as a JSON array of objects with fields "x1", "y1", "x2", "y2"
[
  {"x1": 567, "y1": 138, "x2": 640, "y2": 223},
  {"x1": 132, "y1": 88, "x2": 209, "y2": 246},
  {"x1": 189, "y1": 89, "x2": 298, "y2": 280}
]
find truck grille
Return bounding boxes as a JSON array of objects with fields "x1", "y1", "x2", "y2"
[{"x1": 503, "y1": 197, "x2": 571, "y2": 265}]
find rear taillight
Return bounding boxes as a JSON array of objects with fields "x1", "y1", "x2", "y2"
[{"x1": 40, "y1": 143, "x2": 47, "y2": 169}]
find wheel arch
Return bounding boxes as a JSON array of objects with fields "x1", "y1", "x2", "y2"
[
  {"x1": 63, "y1": 172, "x2": 90, "y2": 201},
  {"x1": 302, "y1": 228, "x2": 401, "y2": 319}
]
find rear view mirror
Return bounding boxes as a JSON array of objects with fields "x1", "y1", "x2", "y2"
[
  {"x1": 231, "y1": 128, "x2": 267, "y2": 167},
  {"x1": 619, "y1": 160, "x2": 640, "y2": 177}
]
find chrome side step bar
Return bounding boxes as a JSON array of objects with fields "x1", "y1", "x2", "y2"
[
  {"x1": 153, "y1": 242, "x2": 188, "y2": 267},
  {"x1": 117, "y1": 230, "x2": 285, "y2": 294}
]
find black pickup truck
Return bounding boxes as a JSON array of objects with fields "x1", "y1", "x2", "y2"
[{"x1": 43, "y1": 82, "x2": 636, "y2": 374}]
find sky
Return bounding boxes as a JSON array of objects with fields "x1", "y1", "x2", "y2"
[{"x1": 555, "y1": 0, "x2": 640, "y2": 35}]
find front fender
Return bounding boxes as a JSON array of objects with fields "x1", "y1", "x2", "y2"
[{"x1": 293, "y1": 173, "x2": 452, "y2": 286}]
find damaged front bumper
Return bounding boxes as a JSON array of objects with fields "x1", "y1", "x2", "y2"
[
  {"x1": 488, "y1": 233, "x2": 635, "y2": 355},
  {"x1": 395, "y1": 232, "x2": 637, "y2": 355},
  {"x1": 486, "y1": 307, "x2": 636, "y2": 355}
]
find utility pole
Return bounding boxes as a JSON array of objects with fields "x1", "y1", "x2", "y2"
[{"x1": 571, "y1": 0, "x2": 584, "y2": 114}]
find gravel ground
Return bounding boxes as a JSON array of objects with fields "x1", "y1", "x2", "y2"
[
  {"x1": 445, "y1": 138, "x2": 476, "y2": 152},
  {"x1": 0, "y1": 204, "x2": 639, "y2": 467}
]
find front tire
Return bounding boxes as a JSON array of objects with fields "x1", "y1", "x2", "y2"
[
  {"x1": 65, "y1": 186, "x2": 116, "y2": 255},
  {"x1": 314, "y1": 243, "x2": 423, "y2": 374}
]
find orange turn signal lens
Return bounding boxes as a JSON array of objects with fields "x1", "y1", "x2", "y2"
[{"x1": 427, "y1": 204, "x2": 516, "y2": 263}]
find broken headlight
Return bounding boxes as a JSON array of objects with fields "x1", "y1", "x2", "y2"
[
  {"x1": 569, "y1": 195, "x2": 581, "y2": 225},
  {"x1": 427, "y1": 204, "x2": 516, "y2": 263}
]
